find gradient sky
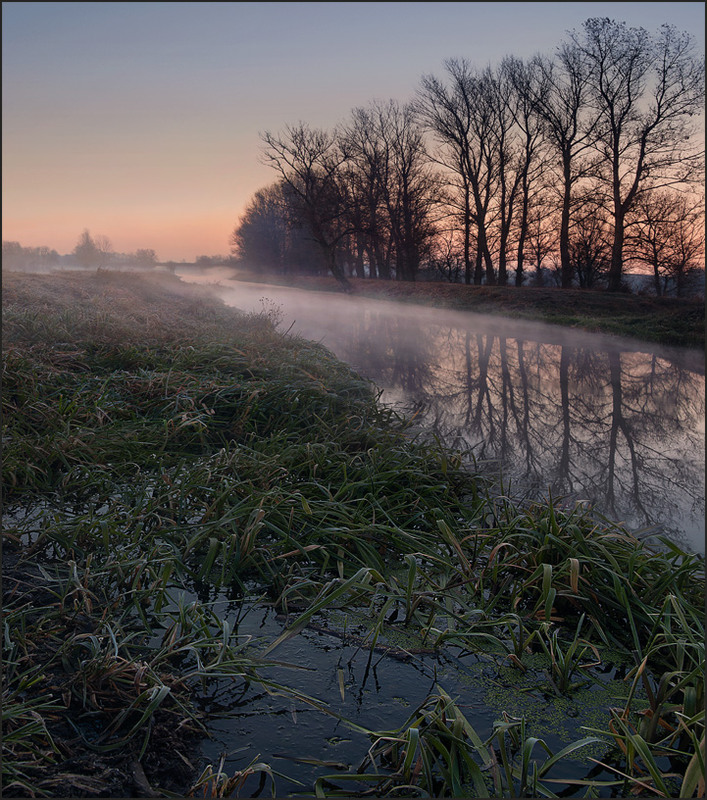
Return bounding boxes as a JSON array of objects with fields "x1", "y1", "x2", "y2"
[{"x1": 3, "y1": 2, "x2": 705, "y2": 262}]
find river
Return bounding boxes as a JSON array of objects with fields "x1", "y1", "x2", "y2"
[{"x1": 182, "y1": 271, "x2": 705, "y2": 555}]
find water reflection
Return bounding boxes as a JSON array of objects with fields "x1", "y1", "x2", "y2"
[
  {"x1": 348, "y1": 317, "x2": 704, "y2": 550},
  {"x1": 208, "y1": 279, "x2": 705, "y2": 554}
]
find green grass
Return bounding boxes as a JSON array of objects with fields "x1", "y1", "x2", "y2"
[{"x1": 2, "y1": 270, "x2": 704, "y2": 798}]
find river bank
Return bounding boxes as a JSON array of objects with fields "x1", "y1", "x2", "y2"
[
  {"x1": 2, "y1": 270, "x2": 704, "y2": 798},
  {"x1": 228, "y1": 271, "x2": 705, "y2": 349}
]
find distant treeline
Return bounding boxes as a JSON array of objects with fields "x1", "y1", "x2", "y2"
[
  {"x1": 2, "y1": 234, "x2": 161, "y2": 272},
  {"x1": 1, "y1": 234, "x2": 235, "y2": 274},
  {"x1": 231, "y1": 17, "x2": 705, "y2": 297}
]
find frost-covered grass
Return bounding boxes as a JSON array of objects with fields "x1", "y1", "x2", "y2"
[{"x1": 2, "y1": 270, "x2": 704, "y2": 798}]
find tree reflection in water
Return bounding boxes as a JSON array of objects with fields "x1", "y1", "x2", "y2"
[{"x1": 336, "y1": 311, "x2": 704, "y2": 554}]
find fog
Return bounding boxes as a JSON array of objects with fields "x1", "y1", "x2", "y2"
[{"x1": 178, "y1": 270, "x2": 705, "y2": 555}]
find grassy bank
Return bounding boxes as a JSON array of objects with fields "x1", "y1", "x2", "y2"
[
  {"x1": 2, "y1": 270, "x2": 704, "y2": 798},
  {"x1": 237, "y1": 273, "x2": 705, "y2": 349}
]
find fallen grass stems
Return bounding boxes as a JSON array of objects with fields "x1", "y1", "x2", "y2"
[{"x1": 2, "y1": 270, "x2": 704, "y2": 797}]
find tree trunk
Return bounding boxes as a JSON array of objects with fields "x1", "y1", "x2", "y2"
[
  {"x1": 463, "y1": 192, "x2": 473, "y2": 285},
  {"x1": 354, "y1": 235, "x2": 365, "y2": 278},
  {"x1": 473, "y1": 249, "x2": 484, "y2": 285},
  {"x1": 325, "y1": 245, "x2": 351, "y2": 291},
  {"x1": 607, "y1": 209, "x2": 625, "y2": 293},
  {"x1": 479, "y1": 231, "x2": 496, "y2": 285},
  {"x1": 652, "y1": 264, "x2": 662, "y2": 296},
  {"x1": 560, "y1": 157, "x2": 573, "y2": 288},
  {"x1": 498, "y1": 249, "x2": 508, "y2": 286},
  {"x1": 515, "y1": 174, "x2": 530, "y2": 287}
]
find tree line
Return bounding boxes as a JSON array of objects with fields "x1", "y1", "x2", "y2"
[
  {"x1": 231, "y1": 17, "x2": 705, "y2": 296},
  {"x1": 2, "y1": 231, "x2": 160, "y2": 272},
  {"x1": 2, "y1": 230, "x2": 237, "y2": 273}
]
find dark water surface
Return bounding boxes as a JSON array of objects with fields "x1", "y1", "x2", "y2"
[
  {"x1": 203, "y1": 276, "x2": 705, "y2": 556},
  {"x1": 188, "y1": 591, "x2": 634, "y2": 797}
]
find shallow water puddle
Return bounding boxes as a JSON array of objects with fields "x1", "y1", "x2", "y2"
[{"x1": 192, "y1": 596, "x2": 638, "y2": 796}]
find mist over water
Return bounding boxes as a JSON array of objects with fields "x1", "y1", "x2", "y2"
[{"x1": 181, "y1": 270, "x2": 705, "y2": 554}]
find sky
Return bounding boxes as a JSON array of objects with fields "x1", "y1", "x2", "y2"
[{"x1": 3, "y1": 2, "x2": 705, "y2": 263}]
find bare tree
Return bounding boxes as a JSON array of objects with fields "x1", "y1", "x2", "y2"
[
  {"x1": 568, "y1": 199, "x2": 612, "y2": 288},
  {"x1": 375, "y1": 100, "x2": 438, "y2": 282},
  {"x1": 524, "y1": 191, "x2": 557, "y2": 286},
  {"x1": 234, "y1": 182, "x2": 326, "y2": 276},
  {"x1": 528, "y1": 45, "x2": 599, "y2": 288},
  {"x1": 2, "y1": 241, "x2": 60, "y2": 271},
  {"x1": 2, "y1": 241, "x2": 30, "y2": 270},
  {"x1": 231, "y1": 183, "x2": 290, "y2": 273},
  {"x1": 73, "y1": 229, "x2": 113, "y2": 270},
  {"x1": 487, "y1": 64, "x2": 524, "y2": 287},
  {"x1": 627, "y1": 190, "x2": 705, "y2": 296},
  {"x1": 501, "y1": 56, "x2": 552, "y2": 287},
  {"x1": 570, "y1": 18, "x2": 705, "y2": 292},
  {"x1": 260, "y1": 123, "x2": 353, "y2": 289},
  {"x1": 93, "y1": 235, "x2": 113, "y2": 269},
  {"x1": 417, "y1": 58, "x2": 498, "y2": 285},
  {"x1": 134, "y1": 248, "x2": 158, "y2": 268},
  {"x1": 428, "y1": 226, "x2": 465, "y2": 282},
  {"x1": 340, "y1": 104, "x2": 393, "y2": 280},
  {"x1": 73, "y1": 229, "x2": 100, "y2": 269}
]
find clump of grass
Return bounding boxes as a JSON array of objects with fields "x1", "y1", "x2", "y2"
[
  {"x1": 314, "y1": 686, "x2": 605, "y2": 798},
  {"x1": 186, "y1": 753, "x2": 280, "y2": 798}
]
